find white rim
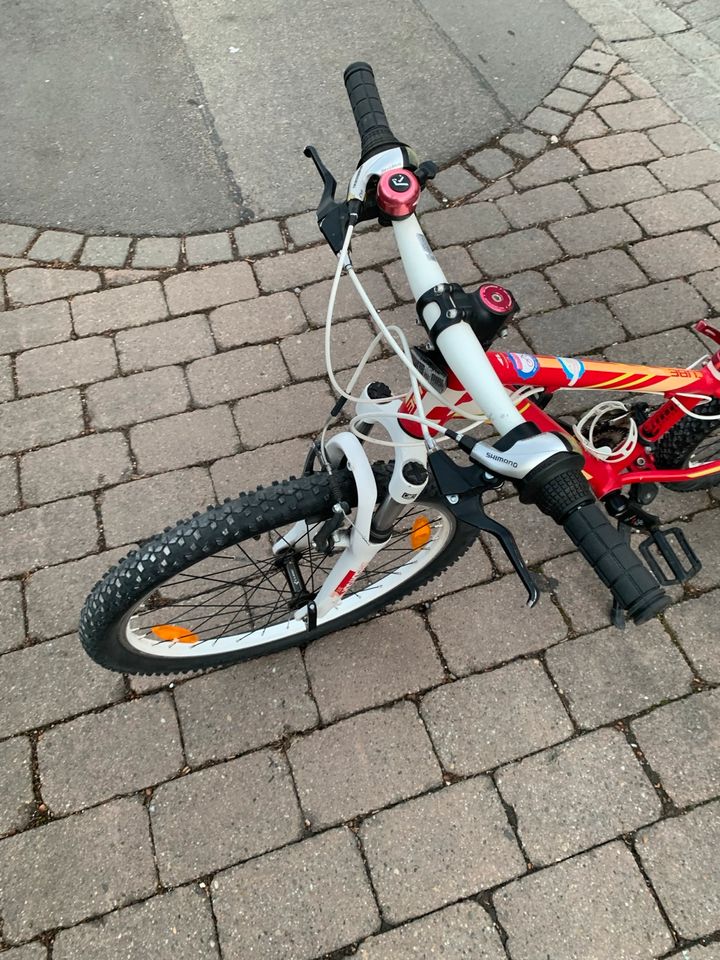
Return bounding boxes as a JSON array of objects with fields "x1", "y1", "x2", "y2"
[{"x1": 121, "y1": 509, "x2": 454, "y2": 659}]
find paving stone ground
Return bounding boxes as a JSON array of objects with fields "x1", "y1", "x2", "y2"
[{"x1": 1, "y1": 38, "x2": 720, "y2": 960}]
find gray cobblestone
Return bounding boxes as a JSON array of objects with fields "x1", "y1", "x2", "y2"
[
  {"x1": 25, "y1": 547, "x2": 128, "y2": 641},
  {"x1": 71, "y1": 280, "x2": 167, "y2": 335},
  {"x1": 86, "y1": 366, "x2": 190, "y2": 430},
  {"x1": 632, "y1": 229, "x2": 720, "y2": 280},
  {"x1": 419, "y1": 202, "x2": 509, "y2": 248},
  {"x1": 540, "y1": 551, "x2": 615, "y2": 632},
  {"x1": 576, "y1": 165, "x2": 665, "y2": 206},
  {"x1": 565, "y1": 110, "x2": 610, "y2": 141},
  {"x1": 52, "y1": 885, "x2": 219, "y2": 960},
  {"x1": 104, "y1": 268, "x2": 161, "y2": 286},
  {"x1": 512, "y1": 148, "x2": 587, "y2": 189},
  {"x1": 485, "y1": 495, "x2": 574, "y2": 570},
  {"x1": 665, "y1": 592, "x2": 720, "y2": 682},
  {"x1": 471, "y1": 228, "x2": 562, "y2": 275},
  {"x1": 648, "y1": 122, "x2": 710, "y2": 155},
  {"x1": 39, "y1": 693, "x2": 184, "y2": 814},
  {"x1": 421, "y1": 659, "x2": 572, "y2": 775},
  {"x1": 521, "y1": 301, "x2": 625, "y2": 353},
  {"x1": 292, "y1": 703, "x2": 440, "y2": 829},
  {"x1": 233, "y1": 379, "x2": 333, "y2": 448},
  {"x1": 0, "y1": 389, "x2": 84, "y2": 455},
  {"x1": 213, "y1": 828, "x2": 379, "y2": 960},
  {"x1": 164, "y1": 262, "x2": 258, "y2": 314},
  {"x1": 0, "y1": 633, "x2": 124, "y2": 736},
  {"x1": 184, "y1": 231, "x2": 233, "y2": 266},
  {"x1": 21, "y1": 433, "x2": 131, "y2": 505},
  {"x1": 497, "y1": 728, "x2": 660, "y2": 865},
  {"x1": 151, "y1": 748, "x2": 302, "y2": 884},
  {"x1": 6, "y1": 267, "x2": 99, "y2": 306},
  {"x1": 430, "y1": 576, "x2": 568, "y2": 676},
  {"x1": 597, "y1": 97, "x2": 679, "y2": 131},
  {"x1": 280, "y1": 318, "x2": 375, "y2": 380},
  {"x1": 233, "y1": 220, "x2": 283, "y2": 258},
  {"x1": 497, "y1": 182, "x2": 587, "y2": 228},
  {"x1": 691, "y1": 266, "x2": 720, "y2": 310},
  {"x1": 210, "y1": 437, "x2": 310, "y2": 499},
  {"x1": 132, "y1": 236, "x2": 180, "y2": 269},
  {"x1": 356, "y1": 901, "x2": 506, "y2": 960},
  {"x1": 304, "y1": 610, "x2": 443, "y2": 722},
  {"x1": 0, "y1": 355, "x2": 13, "y2": 401},
  {"x1": 174, "y1": 648, "x2": 317, "y2": 763},
  {"x1": 79, "y1": 235, "x2": 131, "y2": 268},
  {"x1": 576, "y1": 48, "x2": 619, "y2": 73},
  {"x1": 607, "y1": 278, "x2": 709, "y2": 334},
  {"x1": 637, "y1": 800, "x2": 720, "y2": 937},
  {"x1": 606, "y1": 325, "x2": 707, "y2": 366},
  {"x1": 525, "y1": 106, "x2": 572, "y2": 136},
  {"x1": 650, "y1": 149, "x2": 720, "y2": 189},
  {"x1": 466, "y1": 148, "x2": 514, "y2": 180},
  {"x1": 0, "y1": 456, "x2": 18, "y2": 513},
  {"x1": 562, "y1": 66, "x2": 607, "y2": 94},
  {"x1": 546, "y1": 621, "x2": 693, "y2": 728},
  {"x1": 549, "y1": 206, "x2": 642, "y2": 255},
  {"x1": 130, "y1": 406, "x2": 238, "y2": 474},
  {"x1": 629, "y1": 188, "x2": 720, "y2": 235},
  {"x1": 633, "y1": 688, "x2": 720, "y2": 805},
  {"x1": 0, "y1": 942, "x2": 45, "y2": 959},
  {"x1": 0, "y1": 300, "x2": 74, "y2": 358},
  {"x1": 547, "y1": 249, "x2": 647, "y2": 303},
  {"x1": 361, "y1": 776, "x2": 524, "y2": 924},
  {"x1": 498, "y1": 269, "x2": 561, "y2": 316},
  {"x1": 577, "y1": 131, "x2": 662, "y2": 170},
  {"x1": 500, "y1": 130, "x2": 548, "y2": 158},
  {"x1": 0, "y1": 579, "x2": 24, "y2": 653},
  {"x1": 0, "y1": 736, "x2": 33, "y2": 835},
  {"x1": 494, "y1": 841, "x2": 673, "y2": 960},
  {"x1": 285, "y1": 210, "x2": 320, "y2": 247},
  {"x1": 345, "y1": 228, "x2": 399, "y2": 269},
  {"x1": 299, "y1": 269, "x2": 394, "y2": 326},
  {"x1": 589, "y1": 78, "x2": 632, "y2": 106},
  {"x1": 100, "y1": 467, "x2": 213, "y2": 547},
  {"x1": 28, "y1": 230, "x2": 83, "y2": 262},
  {"x1": 116, "y1": 313, "x2": 215, "y2": 372},
  {"x1": 432, "y1": 164, "x2": 482, "y2": 199},
  {"x1": 544, "y1": 88, "x2": 589, "y2": 114},
  {"x1": 0, "y1": 496, "x2": 98, "y2": 579},
  {"x1": 16, "y1": 337, "x2": 117, "y2": 396},
  {"x1": 0, "y1": 798, "x2": 156, "y2": 942},
  {"x1": 254, "y1": 245, "x2": 336, "y2": 292},
  {"x1": 0, "y1": 223, "x2": 36, "y2": 256},
  {"x1": 187, "y1": 343, "x2": 288, "y2": 406},
  {"x1": 209, "y1": 291, "x2": 306, "y2": 348}
]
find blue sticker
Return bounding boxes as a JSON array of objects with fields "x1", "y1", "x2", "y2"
[
  {"x1": 508, "y1": 352, "x2": 540, "y2": 380},
  {"x1": 557, "y1": 356, "x2": 585, "y2": 387}
]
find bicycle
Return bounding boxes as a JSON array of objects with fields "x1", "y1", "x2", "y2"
[{"x1": 80, "y1": 62, "x2": 720, "y2": 675}]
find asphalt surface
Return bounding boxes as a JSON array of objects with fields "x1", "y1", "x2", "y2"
[{"x1": 0, "y1": 0, "x2": 592, "y2": 233}]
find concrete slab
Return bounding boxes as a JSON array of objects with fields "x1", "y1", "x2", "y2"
[
  {"x1": 0, "y1": 0, "x2": 244, "y2": 234},
  {"x1": 418, "y1": 0, "x2": 594, "y2": 119},
  {"x1": 168, "y1": 0, "x2": 510, "y2": 219}
]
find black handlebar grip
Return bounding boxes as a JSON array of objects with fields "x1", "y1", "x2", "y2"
[
  {"x1": 527, "y1": 466, "x2": 670, "y2": 626},
  {"x1": 563, "y1": 503, "x2": 670, "y2": 625},
  {"x1": 343, "y1": 61, "x2": 404, "y2": 162}
]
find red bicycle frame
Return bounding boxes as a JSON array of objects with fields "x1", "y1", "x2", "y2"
[{"x1": 399, "y1": 336, "x2": 720, "y2": 499}]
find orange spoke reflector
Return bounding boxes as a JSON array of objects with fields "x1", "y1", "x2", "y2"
[
  {"x1": 150, "y1": 624, "x2": 200, "y2": 644},
  {"x1": 410, "y1": 516, "x2": 432, "y2": 550}
]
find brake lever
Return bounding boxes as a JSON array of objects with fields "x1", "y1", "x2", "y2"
[
  {"x1": 304, "y1": 144, "x2": 350, "y2": 255},
  {"x1": 428, "y1": 450, "x2": 539, "y2": 607}
]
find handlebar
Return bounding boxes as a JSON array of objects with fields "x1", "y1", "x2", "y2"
[{"x1": 343, "y1": 61, "x2": 406, "y2": 163}]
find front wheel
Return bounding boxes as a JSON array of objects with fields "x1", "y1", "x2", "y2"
[{"x1": 79, "y1": 464, "x2": 475, "y2": 674}]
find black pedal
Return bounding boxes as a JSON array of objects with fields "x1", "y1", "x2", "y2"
[{"x1": 639, "y1": 527, "x2": 702, "y2": 587}]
